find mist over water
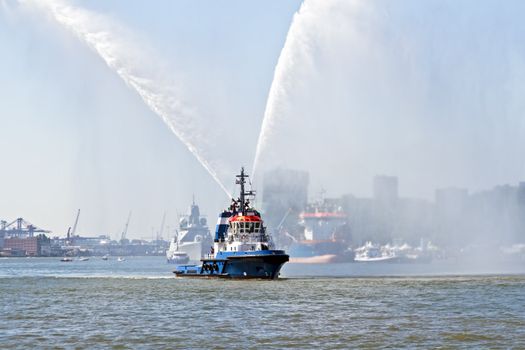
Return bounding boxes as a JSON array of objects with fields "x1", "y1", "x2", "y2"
[
  {"x1": 21, "y1": 0, "x2": 233, "y2": 197},
  {"x1": 254, "y1": 0, "x2": 525, "y2": 197}
]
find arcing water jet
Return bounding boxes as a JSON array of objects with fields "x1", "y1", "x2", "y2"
[
  {"x1": 253, "y1": 0, "x2": 525, "y2": 196},
  {"x1": 24, "y1": 0, "x2": 232, "y2": 197},
  {"x1": 252, "y1": 0, "x2": 314, "y2": 178}
]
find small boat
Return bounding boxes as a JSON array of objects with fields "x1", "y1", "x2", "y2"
[
  {"x1": 101, "y1": 255, "x2": 109, "y2": 260},
  {"x1": 354, "y1": 241, "x2": 398, "y2": 262},
  {"x1": 117, "y1": 257, "x2": 125, "y2": 262},
  {"x1": 78, "y1": 257, "x2": 89, "y2": 261},
  {"x1": 60, "y1": 257, "x2": 73, "y2": 262}
]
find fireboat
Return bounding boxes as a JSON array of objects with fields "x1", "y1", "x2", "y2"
[{"x1": 173, "y1": 168, "x2": 289, "y2": 279}]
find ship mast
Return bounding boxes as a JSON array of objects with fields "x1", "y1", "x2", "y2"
[{"x1": 235, "y1": 167, "x2": 255, "y2": 216}]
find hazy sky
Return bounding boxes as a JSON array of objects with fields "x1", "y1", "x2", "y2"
[
  {"x1": 1, "y1": 0, "x2": 524, "y2": 238},
  {"x1": 256, "y1": 0, "x2": 525, "y2": 200},
  {"x1": 0, "y1": 0, "x2": 301, "y2": 238}
]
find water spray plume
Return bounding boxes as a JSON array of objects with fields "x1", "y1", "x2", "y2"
[
  {"x1": 253, "y1": 0, "x2": 525, "y2": 197},
  {"x1": 253, "y1": 0, "x2": 365, "y2": 178},
  {"x1": 253, "y1": 0, "x2": 313, "y2": 178},
  {"x1": 23, "y1": 0, "x2": 232, "y2": 198}
]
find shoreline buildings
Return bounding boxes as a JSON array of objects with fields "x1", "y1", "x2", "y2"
[
  {"x1": 262, "y1": 168, "x2": 525, "y2": 254},
  {"x1": 0, "y1": 218, "x2": 168, "y2": 257}
]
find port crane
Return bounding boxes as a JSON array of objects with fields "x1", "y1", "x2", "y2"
[
  {"x1": 0, "y1": 218, "x2": 50, "y2": 238},
  {"x1": 276, "y1": 208, "x2": 297, "y2": 243},
  {"x1": 71, "y1": 209, "x2": 80, "y2": 237},
  {"x1": 121, "y1": 211, "x2": 132, "y2": 243},
  {"x1": 66, "y1": 209, "x2": 80, "y2": 244}
]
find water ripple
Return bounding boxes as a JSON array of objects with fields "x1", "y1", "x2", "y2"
[{"x1": 1, "y1": 259, "x2": 525, "y2": 348}]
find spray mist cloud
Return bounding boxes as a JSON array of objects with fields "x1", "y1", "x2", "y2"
[
  {"x1": 253, "y1": 0, "x2": 525, "y2": 197},
  {"x1": 252, "y1": 0, "x2": 367, "y2": 177},
  {"x1": 252, "y1": 0, "x2": 342, "y2": 177}
]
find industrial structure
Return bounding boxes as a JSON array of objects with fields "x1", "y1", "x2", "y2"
[{"x1": 0, "y1": 218, "x2": 51, "y2": 256}]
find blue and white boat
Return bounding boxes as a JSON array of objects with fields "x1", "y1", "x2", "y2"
[{"x1": 174, "y1": 168, "x2": 289, "y2": 279}]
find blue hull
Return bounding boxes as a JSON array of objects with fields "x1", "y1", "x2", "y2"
[
  {"x1": 174, "y1": 251, "x2": 289, "y2": 279},
  {"x1": 289, "y1": 240, "x2": 354, "y2": 262}
]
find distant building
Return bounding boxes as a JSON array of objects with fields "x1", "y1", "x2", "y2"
[
  {"x1": 373, "y1": 175, "x2": 398, "y2": 204},
  {"x1": 517, "y1": 182, "x2": 525, "y2": 206},
  {"x1": 262, "y1": 168, "x2": 309, "y2": 232},
  {"x1": 2, "y1": 235, "x2": 50, "y2": 256},
  {"x1": 0, "y1": 218, "x2": 52, "y2": 256},
  {"x1": 5, "y1": 237, "x2": 38, "y2": 255},
  {"x1": 70, "y1": 235, "x2": 111, "y2": 247},
  {"x1": 435, "y1": 187, "x2": 468, "y2": 217}
]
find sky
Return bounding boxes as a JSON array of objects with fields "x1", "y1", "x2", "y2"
[
  {"x1": 254, "y1": 0, "x2": 525, "y2": 200},
  {"x1": 1, "y1": 0, "x2": 524, "y2": 238},
  {"x1": 0, "y1": 0, "x2": 302, "y2": 238}
]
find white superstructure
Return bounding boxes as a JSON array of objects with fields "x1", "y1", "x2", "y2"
[{"x1": 166, "y1": 200, "x2": 212, "y2": 262}]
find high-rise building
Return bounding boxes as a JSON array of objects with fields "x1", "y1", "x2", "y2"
[
  {"x1": 518, "y1": 182, "x2": 525, "y2": 206},
  {"x1": 262, "y1": 168, "x2": 309, "y2": 231},
  {"x1": 373, "y1": 175, "x2": 398, "y2": 204},
  {"x1": 435, "y1": 187, "x2": 468, "y2": 217}
]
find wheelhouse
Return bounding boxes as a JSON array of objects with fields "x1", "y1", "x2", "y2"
[{"x1": 229, "y1": 216, "x2": 262, "y2": 234}]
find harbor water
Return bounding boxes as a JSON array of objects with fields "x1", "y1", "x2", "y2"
[{"x1": 1, "y1": 257, "x2": 525, "y2": 349}]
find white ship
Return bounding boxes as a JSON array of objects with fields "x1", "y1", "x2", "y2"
[
  {"x1": 354, "y1": 241, "x2": 397, "y2": 262},
  {"x1": 354, "y1": 240, "x2": 434, "y2": 263},
  {"x1": 166, "y1": 200, "x2": 212, "y2": 263}
]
